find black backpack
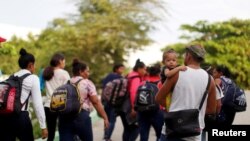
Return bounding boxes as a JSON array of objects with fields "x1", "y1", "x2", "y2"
[
  {"x1": 134, "y1": 81, "x2": 159, "y2": 112},
  {"x1": 50, "y1": 79, "x2": 82, "y2": 116},
  {"x1": 0, "y1": 74, "x2": 31, "y2": 115}
]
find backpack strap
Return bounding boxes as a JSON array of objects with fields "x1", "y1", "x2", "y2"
[
  {"x1": 19, "y1": 73, "x2": 32, "y2": 110},
  {"x1": 19, "y1": 73, "x2": 32, "y2": 81},
  {"x1": 75, "y1": 79, "x2": 83, "y2": 85},
  {"x1": 23, "y1": 92, "x2": 31, "y2": 110},
  {"x1": 198, "y1": 73, "x2": 211, "y2": 110},
  {"x1": 71, "y1": 79, "x2": 83, "y2": 90},
  {"x1": 215, "y1": 84, "x2": 223, "y2": 97}
]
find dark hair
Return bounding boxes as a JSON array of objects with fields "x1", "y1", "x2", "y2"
[
  {"x1": 72, "y1": 59, "x2": 87, "y2": 76},
  {"x1": 43, "y1": 53, "x2": 65, "y2": 81},
  {"x1": 50, "y1": 53, "x2": 65, "y2": 67},
  {"x1": 162, "y1": 48, "x2": 177, "y2": 63},
  {"x1": 133, "y1": 59, "x2": 145, "y2": 71},
  {"x1": 113, "y1": 64, "x2": 124, "y2": 72},
  {"x1": 203, "y1": 65, "x2": 213, "y2": 75},
  {"x1": 215, "y1": 65, "x2": 231, "y2": 78},
  {"x1": 147, "y1": 63, "x2": 161, "y2": 76},
  {"x1": 18, "y1": 48, "x2": 35, "y2": 69}
]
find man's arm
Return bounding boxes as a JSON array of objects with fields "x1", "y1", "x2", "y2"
[
  {"x1": 206, "y1": 76, "x2": 217, "y2": 114},
  {"x1": 155, "y1": 72, "x2": 179, "y2": 107}
]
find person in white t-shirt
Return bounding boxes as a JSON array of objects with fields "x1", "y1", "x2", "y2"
[
  {"x1": 43, "y1": 53, "x2": 70, "y2": 141},
  {"x1": 156, "y1": 45, "x2": 217, "y2": 141}
]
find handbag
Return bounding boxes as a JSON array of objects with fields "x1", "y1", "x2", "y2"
[{"x1": 164, "y1": 74, "x2": 211, "y2": 138}]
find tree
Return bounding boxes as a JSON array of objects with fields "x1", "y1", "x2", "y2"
[
  {"x1": 0, "y1": 0, "x2": 166, "y2": 87},
  {"x1": 162, "y1": 19, "x2": 250, "y2": 88}
]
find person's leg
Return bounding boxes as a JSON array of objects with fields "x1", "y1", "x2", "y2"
[
  {"x1": 159, "y1": 134, "x2": 167, "y2": 141},
  {"x1": 0, "y1": 115, "x2": 16, "y2": 141},
  {"x1": 128, "y1": 123, "x2": 139, "y2": 141},
  {"x1": 119, "y1": 112, "x2": 131, "y2": 141},
  {"x1": 16, "y1": 111, "x2": 34, "y2": 141},
  {"x1": 75, "y1": 110, "x2": 93, "y2": 141},
  {"x1": 104, "y1": 104, "x2": 117, "y2": 140},
  {"x1": 138, "y1": 112, "x2": 151, "y2": 141},
  {"x1": 201, "y1": 131, "x2": 207, "y2": 141},
  {"x1": 151, "y1": 110, "x2": 164, "y2": 141},
  {"x1": 45, "y1": 107, "x2": 58, "y2": 141},
  {"x1": 58, "y1": 116, "x2": 75, "y2": 141}
]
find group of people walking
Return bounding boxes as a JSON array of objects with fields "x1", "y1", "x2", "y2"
[
  {"x1": 101, "y1": 45, "x2": 240, "y2": 141},
  {"x1": 0, "y1": 48, "x2": 108, "y2": 141},
  {"x1": 0, "y1": 43, "x2": 240, "y2": 141}
]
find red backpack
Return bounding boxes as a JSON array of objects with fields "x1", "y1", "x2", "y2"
[{"x1": 0, "y1": 74, "x2": 31, "y2": 115}]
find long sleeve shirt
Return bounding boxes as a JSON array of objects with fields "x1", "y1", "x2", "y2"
[{"x1": 14, "y1": 69, "x2": 46, "y2": 129}]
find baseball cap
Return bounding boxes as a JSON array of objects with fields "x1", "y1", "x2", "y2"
[
  {"x1": 186, "y1": 44, "x2": 206, "y2": 59},
  {"x1": 0, "y1": 36, "x2": 6, "y2": 42}
]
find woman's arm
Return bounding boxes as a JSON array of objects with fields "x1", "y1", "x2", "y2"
[
  {"x1": 30, "y1": 75, "x2": 48, "y2": 139},
  {"x1": 89, "y1": 95, "x2": 109, "y2": 129}
]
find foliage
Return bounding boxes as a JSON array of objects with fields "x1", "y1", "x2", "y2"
[
  {"x1": 162, "y1": 19, "x2": 250, "y2": 88},
  {"x1": 0, "y1": 0, "x2": 166, "y2": 88}
]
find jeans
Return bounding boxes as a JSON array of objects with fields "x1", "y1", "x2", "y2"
[
  {"x1": 201, "y1": 131, "x2": 207, "y2": 141},
  {"x1": 0, "y1": 111, "x2": 34, "y2": 141},
  {"x1": 138, "y1": 110, "x2": 164, "y2": 141},
  {"x1": 45, "y1": 107, "x2": 59, "y2": 141},
  {"x1": 119, "y1": 112, "x2": 139, "y2": 141},
  {"x1": 58, "y1": 110, "x2": 93, "y2": 141},
  {"x1": 103, "y1": 103, "x2": 117, "y2": 140}
]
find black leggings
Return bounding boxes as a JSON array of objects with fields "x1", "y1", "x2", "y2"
[
  {"x1": 45, "y1": 107, "x2": 59, "y2": 141},
  {"x1": 0, "y1": 111, "x2": 34, "y2": 141}
]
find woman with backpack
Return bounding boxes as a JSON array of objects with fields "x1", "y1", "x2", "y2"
[
  {"x1": 213, "y1": 65, "x2": 237, "y2": 127},
  {"x1": 43, "y1": 53, "x2": 70, "y2": 141},
  {"x1": 101, "y1": 63, "x2": 125, "y2": 141},
  {"x1": 135, "y1": 63, "x2": 164, "y2": 141},
  {"x1": 119, "y1": 59, "x2": 147, "y2": 141},
  {"x1": 0, "y1": 48, "x2": 48, "y2": 141},
  {"x1": 58, "y1": 59, "x2": 109, "y2": 141}
]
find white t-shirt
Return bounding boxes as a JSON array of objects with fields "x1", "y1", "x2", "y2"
[
  {"x1": 44, "y1": 69, "x2": 70, "y2": 107},
  {"x1": 215, "y1": 84, "x2": 224, "y2": 100}
]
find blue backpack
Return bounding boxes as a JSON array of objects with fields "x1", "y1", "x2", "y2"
[
  {"x1": 221, "y1": 77, "x2": 247, "y2": 112},
  {"x1": 50, "y1": 79, "x2": 82, "y2": 116}
]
